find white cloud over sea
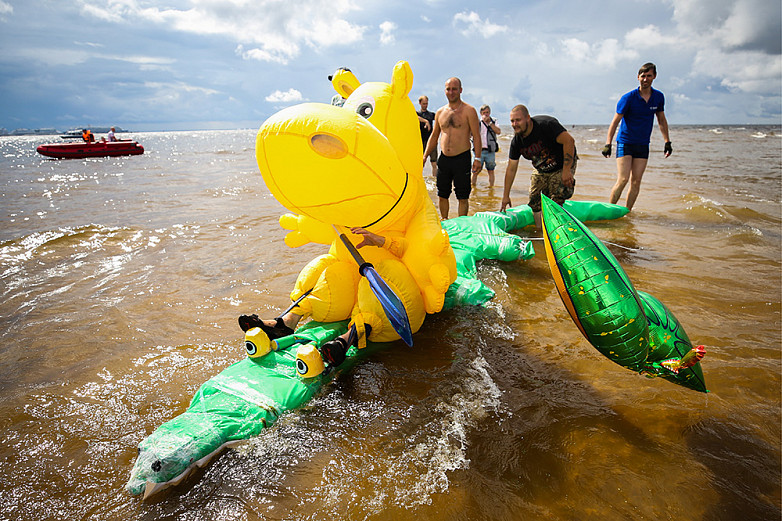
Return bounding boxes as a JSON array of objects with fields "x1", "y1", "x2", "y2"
[{"x1": 0, "y1": 0, "x2": 779, "y2": 131}]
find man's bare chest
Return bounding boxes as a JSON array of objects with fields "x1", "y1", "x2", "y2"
[{"x1": 440, "y1": 107, "x2": 467, "y2": 130}]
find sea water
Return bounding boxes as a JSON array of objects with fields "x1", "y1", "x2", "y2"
[{"x1": 0, "y1": 126, "x2": 779, "y2": 520}]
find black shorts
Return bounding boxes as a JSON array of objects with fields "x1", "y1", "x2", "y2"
[{"x1": 436, "y1": 150, "x2": 472, "y2": 200}]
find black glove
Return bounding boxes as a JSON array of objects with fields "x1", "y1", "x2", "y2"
[
  {"x1": 601, "y1": 144, "x2": 612, "y2": 158},
  {"x1": 664, "y1": 141, "x2": 672, "y2": 156},
  {"x1": 321, "y1": 337, "x2": 347, "y2": 366}
]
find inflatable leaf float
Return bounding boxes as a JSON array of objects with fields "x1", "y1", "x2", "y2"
[{"x1": 540, "y1": 194, "x2": 708, "y2": 392}]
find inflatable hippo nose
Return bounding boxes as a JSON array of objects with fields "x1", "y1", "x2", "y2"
[{"x1": 310, "y1": 133, "x2": 348, "y2": 159}]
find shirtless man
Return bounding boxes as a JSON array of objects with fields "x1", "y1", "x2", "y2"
[{"x1": 422, "y1": 77, "x2": 482, "y2": 219}]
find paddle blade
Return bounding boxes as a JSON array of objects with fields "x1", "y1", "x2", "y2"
[{"x1": 362, "y1": 266, "x2": 414, "y2": 347}]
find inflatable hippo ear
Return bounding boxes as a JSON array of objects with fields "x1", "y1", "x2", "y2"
[
  {"x1": 391, "y1": 61, "x2": 414, "y2": 99},
  {"x1": 330, "y1": 67, "x2": 360, "y2": 99}
]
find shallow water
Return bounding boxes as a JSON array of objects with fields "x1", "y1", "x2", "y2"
[{"x1": 0, "y1": 126, "x2": 779, "y2": 520}]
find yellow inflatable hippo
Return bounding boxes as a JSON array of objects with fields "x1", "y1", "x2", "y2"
[{"x1": 255, "y1": 61, "x2": 457, "y2": 345}]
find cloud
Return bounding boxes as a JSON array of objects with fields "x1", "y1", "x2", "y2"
[
  {"x1": 560, "y1": 37, "x2": 638, "y2": 68},
  {"x1": 623, "y1": 24, "x2": 678, "y2": 49},
  {"x1": 236, "y1": 43, "x2": 297, "y2": 65},
  {"x1": 664, "y1": 0, "x2": 781, "y2": 95},
  {"x1": 670, "y1": 0, "x2": 781, "y2": 54},
  {"x1": 558, "y1": 2, "x2": 780, "y2": 98},
  {"x1": 74, "y1": 41, "x2": 105, "y2": 48},
  {"x1": 265, "y1": 88, "x2": 304, "y2": 103},
  {"x1": 79, "y1": 0, "x2": 367, "y2": 64},
  {"x1": 144, "y1": 81, "x2": 219, "y2": 97},
  {"x1": 560, "y1": 39, "x2": 590, "y2": 62},
  {"x1": 453, "y1": 10, "x2": 507, "y2": 38},
  {"x1": 115, "y1": 55, "x2": 175, "y2": 66},
  {"x1": 379, "y1": 21, "x2": 396, "y2": 45},
  {"x1": 1, "y1": 0, "x2": 779, "y2": 129},
  {"x1": 715, "y1": 0, "x2": 781, "y2": 54},
  {"x1": 80, "y1": 2, "x2": 125, "y2": 23},
  {"x1": 693, "y1": 48, "x2": 782, "y2": 94}
]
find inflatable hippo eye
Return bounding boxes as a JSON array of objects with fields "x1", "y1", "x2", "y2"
[{"x1": 354, "y1": 97, "x2": 375, "y2": 119}]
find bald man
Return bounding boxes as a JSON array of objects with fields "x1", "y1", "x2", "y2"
[
  {"x1": 501, "y1": 104, "x2": 577, "y2": 230},
  {"x1": 422, "y1": 77, "x2": 482, "y2": 219}
]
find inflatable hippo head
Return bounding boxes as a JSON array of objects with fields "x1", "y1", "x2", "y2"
[
  {"x1": 256, "y1": 61, "x2": 424, "y2": 232},
  {"x1": 330, "y1": 62, "x2": 421, "y2": 177}
]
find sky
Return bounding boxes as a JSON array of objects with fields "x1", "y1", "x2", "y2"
[{"x1": 0, "y1": 0, "x2": 780, "y2": 131}]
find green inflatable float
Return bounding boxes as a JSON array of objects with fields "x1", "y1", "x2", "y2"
[
  {"x1": 126, "y1": 200, "x2": 630, "y2": 499},
  {"x1": 540, "y1": 194, "x2": 707, "y2": 393}
]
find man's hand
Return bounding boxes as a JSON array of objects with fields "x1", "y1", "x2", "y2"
[
  {"x1": 601, "y1": 144, "x2": 612, "y2": 158},
  {"x1": 664, "y1": 141, "x2": 672, "y2": 157},
  {"x1": 350, "y1": 227, "x2": 385, "y2": 248},
  {"x1": 500, "y1": 197, "x2": 512, "y2": 212},
  {"x1": 472, "y1": 158, "x2": 481, "y2": 173}
]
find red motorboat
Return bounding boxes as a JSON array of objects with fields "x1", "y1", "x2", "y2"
[{"x1": 37, "y1": 139, "x2": 144, "y2": 159}]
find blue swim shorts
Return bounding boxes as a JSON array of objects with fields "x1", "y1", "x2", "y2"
[{"x1": 616, "y1": 142, "x2": 650, "y2": 159}]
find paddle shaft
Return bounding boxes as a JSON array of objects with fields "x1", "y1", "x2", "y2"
[
  {"x1": 333, "y1": 226, "x2": 413, "y2": 346},
  {"x1": 337, "y1": 233, "x2": 371, "y2": 274},
  {"x1": 277, "y1": 287, "x2": 313, "y2": 319}
]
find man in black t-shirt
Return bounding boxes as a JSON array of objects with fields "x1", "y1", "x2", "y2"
[
  {"x1": 500, "y1": 104, "x2": 577, "y2": 230},
  {"x1": 417, "y1": 95, "x2": 437, "y2": 177}
]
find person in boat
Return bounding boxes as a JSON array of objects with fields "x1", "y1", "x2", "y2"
[
  {"x1": 107, "y1": 127, "x2": 117, "y2": 142},
  {"x1": 238, "y1": 227, "x2": 388, "y2": 367},
  {"x1": 82, "y1": 129, "x2": 95, "y2": 143}
]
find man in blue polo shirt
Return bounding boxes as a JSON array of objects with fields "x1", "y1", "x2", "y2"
[{"x1": 602, "y1": 62, "x2": 671, "y2": 211}]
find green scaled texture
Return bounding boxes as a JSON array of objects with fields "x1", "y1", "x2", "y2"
[
  {"x1": 638, "y1": 291, "x2": 708, "y2": 392},
  {"x1": 541, "y1": 195, "x2": 707, "y2": 392},
  {"x1": 541, "y1": 195, "x2": 649, "y2": 370}
]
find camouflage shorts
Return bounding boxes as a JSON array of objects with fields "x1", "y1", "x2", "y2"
[{"x1": 528, "y1": 158, "x2": 577, "y2": 212}]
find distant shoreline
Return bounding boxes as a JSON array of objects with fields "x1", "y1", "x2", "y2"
[
  {"x1": 0, "y1": 126, "x2": 131, "y2": 137},
  {"x1": 1, "y1": 123, "x2": 779, "y2": 137}
]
